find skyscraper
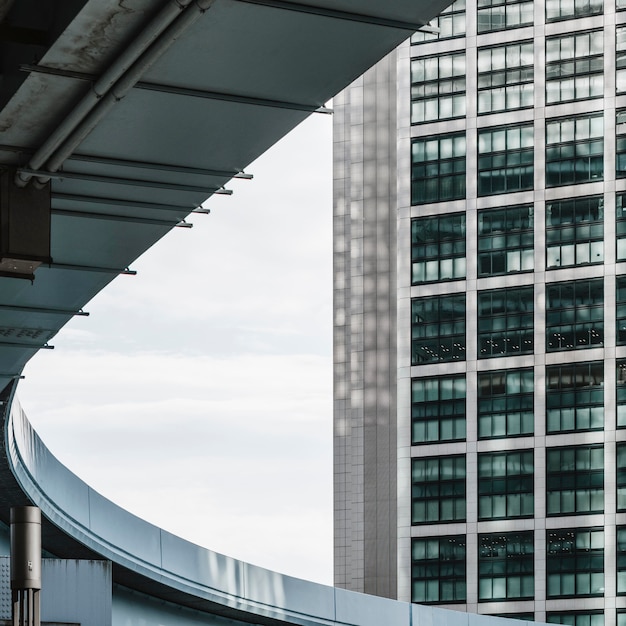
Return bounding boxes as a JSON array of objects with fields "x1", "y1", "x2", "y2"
[{"x1": 333, "y1": 1, "x2": 626, "y2": 624}]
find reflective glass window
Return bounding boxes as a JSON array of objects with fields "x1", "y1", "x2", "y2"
[
  {"x1": 618, "y1": 443, "x2": 626, "y2": 512},
  {"x1": 546, "y1": 0, "x2": 602, "y2": 19},
  {"x1": 412, "y1": 375, "x2": 466, "y2": 444},
  {"x1": 617, "y1": 360, "x2": 626, "y2": 428},
  {"x1": 546, "y1": 279, "x2": 603, "y2": 351},
  {"x1": 616, "y1": 111, "x2": 626, "y2": 179},
  {"x1": 478, "y1": 368, "x2": 534, "y2": 439},
  {"x1": 411, "y1": 536, "x2": 466, "y2": 604},
  {"x1": 478, "y1": 286, "x2": 534, "y2": 358},
  {"x1": 546, "y1": 446, "x2": 604, "y2": 515},
  {"x1": 618, "y1": 527, "x2": 626, "y2": 594},
  {"x1": 617, "y1": 26, "x2": 626, "y2": 92},
  {"x1": 411, "y1": 54, "x2": 466, "y2": 124},
  {"x1": 412, "y1": 456, "x2": 466, "y2": 524},
  {"x1": 616, "y1": 194, "x2": 626, "y2": 260},
  {"x1": 412, "y1": 214, "x2": 466, "y2": 284},
  {"x1": 412, "y1": 134, "x2": 466, "y2": 204},
  {"x1": 477, "y1": 0, "x2": 533, "y2": 33},
  {"x1": 616, "y1": 278, "x2": 626, "y2": 345},
  {"x1": 546, "y1": 114, "x2": 604, "y2": 187},
  {"x1": 546, "y1": 31, "x2": 603, "y2": 103},
  {"x1": 411, "y1": 294, "x2": 466, "y2": 364},
  {"x1": 478, "y1": 42, "x2": 534, "y2": 114},
  {"x1": 547, "y1": 528, "x2": 604, "y2": 597},
  {"x1": 548, "y1": 613, "x2": 604, "y2": 626},
  {"x1": 478, "y1": 124, "x2": 534, "y2": 196},
  {"x1": 546, "y1": 361, "x2": 604, "y2": 433},
  {"x1": 478, "y1": 450, "x2": 534, "y2": 520},
  {"x1": 478, "y1": 204, "x2": 534, "y2": 276},
  {"x1": 546, "y1": 196, "x2": 604, "y2": 268},
  {"x1": 479, "y1": 532, "x2": 534, "y2": 601}
]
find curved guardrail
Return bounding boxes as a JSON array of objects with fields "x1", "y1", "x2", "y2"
[{"x1": 4, "y1": 393, "x2": 429, "y2": 626}]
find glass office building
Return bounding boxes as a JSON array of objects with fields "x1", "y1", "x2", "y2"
[{"x1": 333, "y1": 1, "x2": 626, "y2": 623}]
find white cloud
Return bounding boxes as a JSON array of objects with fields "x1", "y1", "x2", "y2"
[{"x1": 18, "y1": 113, "x2": 334, "y2": 584}]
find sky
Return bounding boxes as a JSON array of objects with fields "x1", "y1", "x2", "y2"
[{"x1": 16, "y1": 112, "x2": 334, "y2": 585}]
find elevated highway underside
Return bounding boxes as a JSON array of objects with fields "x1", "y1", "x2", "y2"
[{"x1": 0, "y1": 1, "x2": 457, "y2": 624}]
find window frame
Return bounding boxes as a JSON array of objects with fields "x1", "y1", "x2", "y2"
[
  {"x1": 411, "y1": 294, "x2": 466, "y2": 364},
  {"x1": 411, "y1": 455, "x2": 467, "y2": 524},
  {"x1": 546, "y1": 445, "x2": 604, "y2": 516},
  {"x1": 478, "y1": 531, "x2": 535, "y2": 601},
  {"x1": 411, "y1": 535, "x2": 467, "y2": 604},
  {"x1": 478, "y1": 450, "x2": 534, "y2": 520},
  {"x1": 546, "y1": 278, "x2": 604, "y2": 352},
  {"x1": 547, "y1": 528, "x2": 604, "y2": 598}
]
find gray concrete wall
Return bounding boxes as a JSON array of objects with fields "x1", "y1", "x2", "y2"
[{"x1": 333, "y1": 50, "x2": 399, "y2": 599}]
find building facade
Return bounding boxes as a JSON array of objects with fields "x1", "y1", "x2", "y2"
[{"x1": 333, "y1": 1, "x2": 626, "y2": 624}]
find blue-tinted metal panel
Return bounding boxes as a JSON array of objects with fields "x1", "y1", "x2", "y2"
[{"x1": 335, "y1": 586, "x2": 411, "y2": 626}]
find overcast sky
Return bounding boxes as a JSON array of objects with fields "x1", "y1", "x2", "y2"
[{"x1": 16, "y1": 112, "x2": 334, "y2": 585}]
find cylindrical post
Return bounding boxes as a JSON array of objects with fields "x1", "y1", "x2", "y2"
[
  {"x1": 10, "y1": 507, "x2": 41, "y2": 590},
  {"x1": 10, "y1": 507, "x2": 41, "y2": 626}
]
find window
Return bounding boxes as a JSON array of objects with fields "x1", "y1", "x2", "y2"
[
  {"x1": 546, "y1": 31, "x2": 603, "y2": 104},
  {"x1": 616, "y1": 277, "x2": 626, "y2": 345},
  {"x1": 412, "y1": 456, "x2": 466, "y2": 524},
  {"x1": 411, "y1": 214, "x2": 466, "y2": 284},
  {"x1": 411, "y1": 536, "x2": 466, "y2": 604},
  {"x1": 478, "y1": 450, "x2": 534, "y2": 520},
  {"x1": 546, "y1": 446, "x2": 604, "y2": 515},
  {"x1": 546, "y1": 362, "x2": 604, "y2": 433},
  {"x1": 547, "y1": 528, "x2": 604, "y2": 598},
  {"x1": 478, "y1": 124, "x2": 534, "y2": 196},
  {"x1": 411, "y1": 294, "x2": 466, "y2": 364},
  {"x1": 546, "y1": 114, "x2": 603, "y2": 187},
  {"x1": 618, "y1": 527, "x2": 626, "y2": 593},
  {"x1": 546, "y1": 196, "x2": 604, "y2": 268},
  {"x1": 546, "y1": 0, "x2": 602, "y2": 19},
  {"x1": 616, "y1": 194, "x2": 626, "y2": 260},
  {"x1": 477, "y1": 0, "x2": 533, "y2": 33},
  {"x1": 617, "y1": 26, "x2": 626, "y2": 92},
  {"x1": 411, "y1": 0, "x2": 466, "y2": 43},
  {"x1": 412, "y1": 375, "x2": 466, "y2": 444},
  {"x1": 618, "y1": 360, "x2": 626, "y2": 428},
  {"x1": 478, "y1": 204, "x2": 534, "y2": 276},
  {"x1": 548, "y1": 613, "x2": 604, "y2": 626},
  {"x1": 478, "y1": 42, "x2": 534, "y2": 114},
  {"x1": 478, "y1": 532, "x2": 534, "y2": 601},
  {"x1": 617, "y1": 111, "x2": 626, "y2": 179},
  {"x1": 478, "y1": 368, "x2": 534, "y2": 439},
  {"x1": 546, "y1": 279, "x2": 603, "y2": 351},
  {"x1": 478, "y1": 286, "x2": 534, "y2": 358},
  {"x1": 411, "y1": 54, "x2": 466, "y2": 124},
  {"x1": 412, "y1": 134, "x2": 466, "y2": 204},
  {"x1": 618, "y1": 443, "x2": 626, "y2": 512}
]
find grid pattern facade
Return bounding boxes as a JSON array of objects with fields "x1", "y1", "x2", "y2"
[{"x1": 333, "y1": 0, "x2": 626, "y2": 621}]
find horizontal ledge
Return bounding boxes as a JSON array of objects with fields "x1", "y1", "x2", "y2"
[
  {"x1": 52, "y1": 208, "x2": 184, "y2": 228},
  {"x1": 69, "y1": 154, "x2": 252, "y2": 180},
  {"x1": 52, "y1": 192, "x2": 194, "y2": 213},
  {"x1": 18, "y1": 168, "x2": 231, "y2": 195},
  {"x1": 0, "y1": 304, "x2": 88, "y2": 317},
  {"x1": 135, "y1": 81, "x2": 332, "y2": 113},
  {"x1": 48, "y1": 263, "x2": 137, "y2": 276},
  {"x1": 20, "y1": 64, "x2": 330, "y2": 113},
  {"x1": 233, "y1": 0, "x2": 428, "y2": 31},
  {"x1": 0, "y1": 341, "x2": 53, "y2": 350},
  {"x1": 0, "y1": 143, "x2": 253, "y2": 180}
]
